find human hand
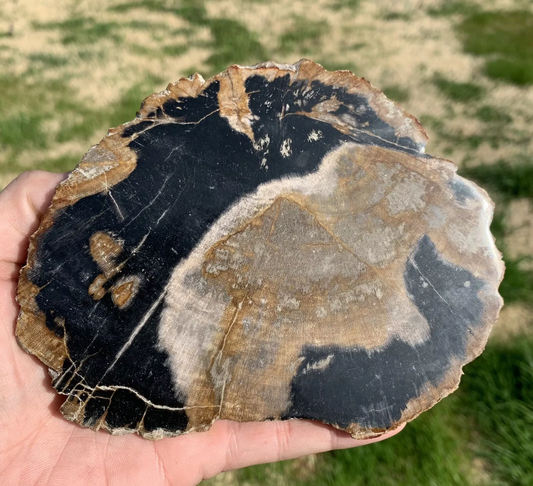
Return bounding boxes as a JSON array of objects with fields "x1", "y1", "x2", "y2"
[{"x1": 0, "y1": 171, "x2": 403, "y2": 486}]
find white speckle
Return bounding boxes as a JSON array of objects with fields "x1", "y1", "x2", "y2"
[
  {"x1": 422, "y1": 281, "x2": 428, "y2": 288},
  {"x1": 316, "y1": 307, "x2": 327, "y2": 318},
  {"x1": 260, "y1": 157, "x2": 268, "y2": 169},
  {"x1": 303, "y1": 89, "x2": 315, "y2": 100},
  {"x1": 307, "y1": 129, "x2": 323, "y2": 142},
  {"x1": 464, "y1": 281, "x2": 471, "y2": 288},
  {"x1": 253, "y1": 134, "x2": 270, "y2": 151},
  {"x1": 276, "y1": 296, "x2": 300, "y2": 312},
  {"x1": 303, "y1": 354, "x2": 335, "y2": 374},
  {"x1": 280, "y1": 138, "x2": 292, "y2": 157}
]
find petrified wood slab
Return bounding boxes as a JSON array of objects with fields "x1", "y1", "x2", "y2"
[{"x1": 17, "y1": 60, "x2": 504, "y2": 440}]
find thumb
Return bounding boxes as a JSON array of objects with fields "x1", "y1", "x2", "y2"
[{"x1": 0, "y1": 171, "x2": 67, "y2": 273}]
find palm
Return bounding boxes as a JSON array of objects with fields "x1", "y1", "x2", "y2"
[{"x1": 0, "y1": 172, "x2": 402, "y2": 486}]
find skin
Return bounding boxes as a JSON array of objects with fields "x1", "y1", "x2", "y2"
[{"x1": 0, "y1": 171, "x2": 403, "y2": 486}]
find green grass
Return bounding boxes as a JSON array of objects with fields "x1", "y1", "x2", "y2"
[
  {"x1": 460, "y1": 162, "x2": 533, "y2": 202},
  {"x1": 109, "y1": 0, "x2": 206, "y2": 24},
  {"x1": 206, "y1": 18, "x2": 266, "y2": 74},
  {"x1": 381, "y1": 12, "x2": 412, "y2": 21},
  {"x1": 460, "y1": 337, "x2": 533, "y2": 485},
  {"x1": 108, "y1": 0, "x2": 174, "y2": 13},
  {"x1": 459, "y1": 161, "x2": 533, "y2": 306},
  {"x1": 225, "y1": 396, "x2": 475, "y2": 486},
  {"x1": 128, "y1": 44, "x2": 159, "y2": 56},
  {"x1": 427, "y1": 1, "x2": 479, "y2": 18},
  {"x1": 421, "y1": 111, "x2": 533, "y2": 155},
  {"x1": 0, "y1": 113, "x2": 47, "y2": 150},
  {"x1": 327, "y1": 0, "x2": 360, "y2": 11},
  {"x1": 108, "y1": 76, "x2": 164, "y2": 127},
  {"x1": 35, "y1": 17, "x2": 123, "y2": 45},
  {"x1": 55, "y1": 75, "x2": 164, "y2": 144},
  {"x1": 382, "y1": 85, "x2": 409, "y2": 103},
  {"x1": 485, "y1": 58, "x2": 533, "y2": 87},
  {"x1": 475, "y1": 105, "x2": 512, "y2": 124},
  {"x1": 108, "y1": 0, "x2": 265, "y2": 76},
  {"x1": 177, "y1": 0, "x2": 208, "y2": 24},
  {"x1": 0, "y1": 76, "x2": 74, "y2": 154},
  {"x1": 432, "y1": 74, "x2": 485, "y2": 102},
  {"x1": 0, "y1": 71, "x2": 162, "y2": 173},
  {"x1": 77, "y1": 48, "x2": 107, "y2": 61},
  {"x1": 162, "y1": 43, "x2": 189, "y2": 57},
  {"x1": 313, "y1": 398, "x2": 474, "y2": 486},
  {"x1": 34, "y1": 14, "x2": 176, "y2": 47},
  {"x1": 279, "y1": 17, "x2": 329, "y2": 55},
  {"x1": 0, "y1": 75, "x2": 68, "y2": 115},
  {"x1": 27, "y1": 53, "x2": 69, "y2": 69},
  {"x1": 421, "y1": 105, "x2": 532, "y2": 159},
  {"x1": 0, "y1": 72, "x2": 162, "y2": 173},
  {"x1": 421, "y1": 115, "x2": 495, "y2": 151},
  {"x1": 498, "y1": 257, "x2": 533, "y2": 305},
  {"x1": 348, "y1": 41, "x2": 366, "y2": 51},
  {"x1": 457, "y1": 11, "x2": 533, "y2": 85},
  {"x1": 123, "y1": 20, "x2": 169, "y2": 31},
  {"x1": 431, "y1": 104, "x2": 513, "y2": 154},
  {"x1": 0, "y1": 76, "x2": 76, "y2": 170},
  {"x1": 36, "y1": 154, "x2": 82, "y2": 173}
]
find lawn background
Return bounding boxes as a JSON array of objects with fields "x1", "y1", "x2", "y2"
[{"x1": 1, "y1": 0, "x2": 532, "y2": 484}]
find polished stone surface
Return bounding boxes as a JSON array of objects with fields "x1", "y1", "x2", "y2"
[{"x1": 17, "y1": 60, "x2": 504, "y2": 440}]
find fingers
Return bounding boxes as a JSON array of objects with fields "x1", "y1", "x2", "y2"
[
  {"x1": 0, "y1": 171, "x2": 67, "y2": 271},
  {"x1": 194, "y1": 419, "x2": 404, "y2": 481},
  {"x1": 153, "y1": 418, "x2": 404, "y2": 485},
  {"x1": 219, "y1": 419, "x2": 403, "y2": 472}
]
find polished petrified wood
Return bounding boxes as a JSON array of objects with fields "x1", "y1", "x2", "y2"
[{"x1": 16, "y1": 60, "x2": 504, "y2": 440}]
